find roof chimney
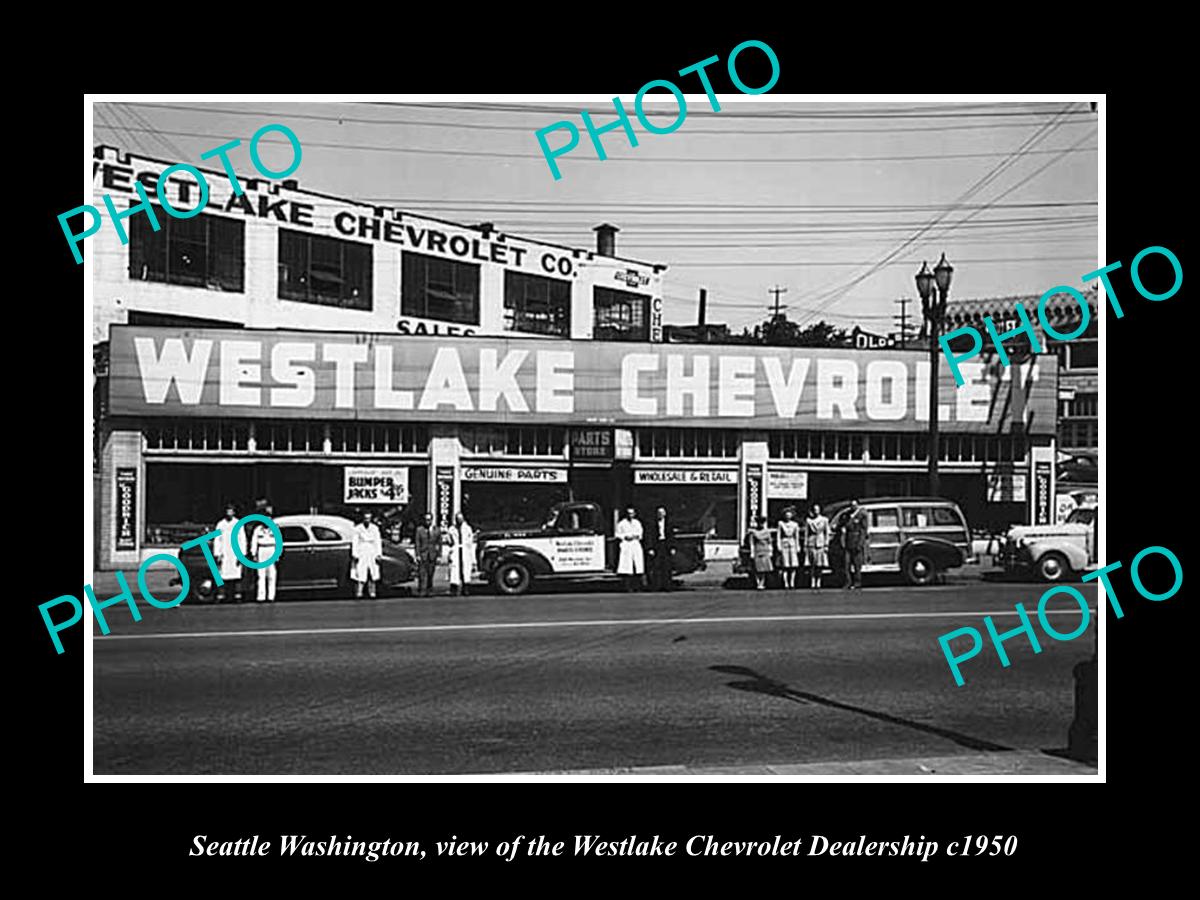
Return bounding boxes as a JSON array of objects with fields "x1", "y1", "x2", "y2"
[{"x1": 594, "y1": 223, "x2": 619, "y2": 257}]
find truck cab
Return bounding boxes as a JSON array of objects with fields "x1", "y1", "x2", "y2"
[{"x1": 476, "y1": 501, "x2": 705, "y2": 595}]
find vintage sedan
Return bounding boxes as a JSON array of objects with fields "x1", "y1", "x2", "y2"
[{"x1": 176, "y1": 514, "x2": 416, "y2": 602}]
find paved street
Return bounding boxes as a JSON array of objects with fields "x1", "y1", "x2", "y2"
[{"x1": 91, "y1": 575, "x2": 1097, "y2": 774}]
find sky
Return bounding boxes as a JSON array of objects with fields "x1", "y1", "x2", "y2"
[{"x1": 92, "y1": 98, "x2": 1098, "y2": 335}]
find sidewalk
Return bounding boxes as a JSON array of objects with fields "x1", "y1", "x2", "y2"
[
  {"x1": 522, "y1": 751, "x2": 1096, "y2": 777},
  {"x1": 90, "y1": 558, "x2": 997, "y2": 599}
]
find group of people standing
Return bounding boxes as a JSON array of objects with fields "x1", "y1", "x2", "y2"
[
  {"x1": 352, "y1": 510, "x2": 477, "y2": 599},
  {"x1": 615, "y1": 506, "x2": 676, "y2": 592},
  {"x1": 744, "y1": 500, "x2": 870, "y2": 591},
  {"x1": 210, "y1": 500, "x2": 279, "y2": 604}
]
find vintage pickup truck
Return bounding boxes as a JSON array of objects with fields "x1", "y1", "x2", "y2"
[
  {"x1": 475, "y1": 501, "x2": 706, "y2": 595},
  {"x1": 997, "y1": 506, "x2": 1097, "y2": 582}
]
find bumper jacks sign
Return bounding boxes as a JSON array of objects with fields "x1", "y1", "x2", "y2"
[{"x1": 344, "y1": 467, "x2": 410, "y2": 504}]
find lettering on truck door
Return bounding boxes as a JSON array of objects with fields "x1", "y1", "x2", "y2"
[{"x1": 547, "y1": 504, "x2": 605, "y2": 572}]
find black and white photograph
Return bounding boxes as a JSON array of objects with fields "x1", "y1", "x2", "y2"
[{"x1": 83, "y1": 94, "x2": 1103, "y2": 779}]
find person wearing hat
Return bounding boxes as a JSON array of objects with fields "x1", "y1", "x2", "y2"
[{"x1": 841, "y1": 499, "x2": 869, "y2": 590}]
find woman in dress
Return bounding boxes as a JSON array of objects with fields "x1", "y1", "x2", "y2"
[
  {"x1": 776, "y1": 507, "x2": 802, "y2": 589},
  {"x1": 746, "y1": 515, "x2": 774, "y2": 590},
  {"x1": 805, "y1": 503, "x2": 831, "y2": 590}
]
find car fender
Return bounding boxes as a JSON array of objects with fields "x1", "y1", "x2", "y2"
[
  {"x1": 900, "y1": 537, "x2": 964, "y2": 569},
  {"x1": 485, "y1": 546, "x2": 554, "y2": 577},
  {"x1": 380, "y1": 548, "x2": 416, "y2": 583},
  {"x1": 1026, "y1": 538, "x2": 1089, "y2": 572}
]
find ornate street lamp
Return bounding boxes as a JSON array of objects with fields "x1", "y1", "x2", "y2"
[{"x1": 916, "y1": 254, "x2": 953, "y2": 496}]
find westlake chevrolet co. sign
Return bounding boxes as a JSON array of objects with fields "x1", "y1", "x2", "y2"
[{"x1": 107, "y1": 326, "x2": 1057, "y2": 434}]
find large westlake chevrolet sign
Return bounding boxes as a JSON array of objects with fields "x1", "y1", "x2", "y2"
[{"x1": 108, "y1": 326, "x2": 1056, "y2": 434}]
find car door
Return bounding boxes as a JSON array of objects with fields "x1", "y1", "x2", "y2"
[
  {"x1": 547, "y1": 504, "x2": 607, "y2": 573},
  {"x1": 866, "y1": 506, "x2": 901, "y2": 568},
  {"x1": 275, "y1": 525, "x2": 316, "y2": 589},
  {"x1": 310, "y1": 524, "x2": 352, "y2": 589}
]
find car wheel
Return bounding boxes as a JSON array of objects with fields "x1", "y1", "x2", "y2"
[
  {"x1": 1037, "y1": 551, "x2": 1071, "y2": 583},
  {"x1": 493, "y1": 560, "x2": 532, "y2": 596},
  {"x1": 189, "y1": 578, "x2": 215, "y2": 604},
  {"x1": 903, "y1": 552, "x2": 938, "y2": 586}
]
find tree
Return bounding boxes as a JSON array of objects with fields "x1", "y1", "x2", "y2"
[{"x1": 742, "y1": 314, "x2": 850, "y2": 347}]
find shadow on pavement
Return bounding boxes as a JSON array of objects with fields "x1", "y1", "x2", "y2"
[{"x1": 709, "y1": 664, "x2": 1014, "y2": 753}]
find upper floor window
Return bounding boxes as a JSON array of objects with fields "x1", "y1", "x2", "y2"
[
  {"x1": 402, "y1": 252, "x2": 480, "y2": 325},
  {"x1": 129, "y1": 204, "x2": 244, "y2": 292},
  {"x1": 278, "y1": 229, "x2": 372, "y2": 310},
  {"x1": 504, "y1": 271, "x2": 571, "y2": 336},
  {"x1": 594, "y1": 287, "x2": 649, "y2": 342}
]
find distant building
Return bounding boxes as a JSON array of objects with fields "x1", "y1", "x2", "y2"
[
  {"x1": 946, "y1": 288, "x2": 1097, "y2": 522},
  {"x1": 664, "y1": 323, "x2": 731, "y2": 343}
]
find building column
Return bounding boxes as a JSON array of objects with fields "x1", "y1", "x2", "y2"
[
  {"x1": 739, "y1": 434, "x2": 768, "y2": 538},
  {"x1": 97, "y1": 427, "x2": 143, "y2": 571},
  {"x1": 428, "y1": 427, "x2": 462, "y2": 530}
]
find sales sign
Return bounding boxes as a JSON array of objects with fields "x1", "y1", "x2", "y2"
[
  {"x1": 461, "y1": 466, "x2": 567, "y2": 483},
  {"x1": 115, "y1": 467, "x2": 137, "y2": 551},
  {"x1": 436, "y1": 466, "x2": 455, "y2": 529},
  {"x1": 745, "y1": 464, "x2": 764, "y2": 527},
  {"x1": 987, "y1": 472, "x2": 1028, "y2": 503},
  {"x1": 344, "y1": 467, "x2": 410, "y2": 504},
  {"x1": 571, "y1": 428, "x2": 614, "y2": 461},
  {"x1": 634, "y1": 468, "x2": 737, "y2": 485},
  {"x1": 767, "y1": 470, "x2": 808, "y2": 499},
  {"x1": 1033, "y1": 461, "x2": 1052, "y2": 525}
]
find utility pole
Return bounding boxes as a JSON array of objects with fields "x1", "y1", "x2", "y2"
[
  {"x1": 894, "y1": 297, "x2": 912, "y2": 349},
  {"x1": 768, "y1": 285, "x2": 788, "y2": 318},
  {"x1": 697, "y1": 287, "x2": 707, "y2": 327}
]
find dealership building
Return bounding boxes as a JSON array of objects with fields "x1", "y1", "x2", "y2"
[{"x1": 91, "y1": 146, "x2": 1060, "y2": 571}]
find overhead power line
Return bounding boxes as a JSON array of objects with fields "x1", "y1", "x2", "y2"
[
  {"x1": 362, "y1": 101, "x2": 1098, "y2": 121},
  {"x1": 121, "y1": 101, "x2": 1100, "y2": 136},
  {"x1": 93, "y1": 123, "x2": 1096, "y2": 164}
]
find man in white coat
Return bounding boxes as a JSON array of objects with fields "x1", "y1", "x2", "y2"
[
  {"x1": 213, "y1": 504, "x2": 247, "y2": 604},
  {"x1": 447, "y1": 511, "x2": 476, "y2": 596},
  {"x1": 616, "y1": 506, "x2": 644, "y2": 592},
  {"x1": 351, "y1": 510, "x2": 384, "y2": 599}
]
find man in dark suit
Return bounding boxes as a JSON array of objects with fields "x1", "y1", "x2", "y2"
[
  {"x1": 841, "y1": 499, "x2": 869, "y2": 590},
  {"x1": 646, "y1": 506, "x2": 674, "y2": 592},
  {"x1": 414, "y1": 512, "x2": 442, "y2": 597}
]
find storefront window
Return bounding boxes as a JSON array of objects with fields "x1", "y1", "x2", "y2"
[
  {"x1": 460, "y1": 426, "x2": 566, "y2": 457},
  {"x1": 462, "y1": 482, "x2": 569, "y2": 531},
  {"x1": 1067, "y1": 340, "x2": 1098, "y2": 370},
  {"x1": 401, "y1": 251, "x2": 480, "y2": 325},
  {"x1": 594, "y1": 287, "x2": 649, "y2": 341},
  {"x1": 633, "y1": 484, "x2": 738, "y2": 540},
  {"x1": 129, "y1": 204, "x2": 244, "y2": 292},
  {"x1": 504, "y1": 271, "x2": 571, "y2": 336},
  {"x1": 1068, "y1": 392, "x2": 1098, "y2": 417},
  {"x1": 637, "y1": 429, "x2": 738, "y2": 458},
  {"x1": 278, "y1": 229, "x2": 372, "y2": 310}
]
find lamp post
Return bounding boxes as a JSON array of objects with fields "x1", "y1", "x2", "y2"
[{"x1": 915, "y1": 253, "x2": 954, "y2": 496}]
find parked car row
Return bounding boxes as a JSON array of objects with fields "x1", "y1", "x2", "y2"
[
  {"x1": 175, "y1": 514, "x2": 417, "y2": 602},
  {"x1": 168, "y1": 496, "x2": 1097, "y2": 601}
]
